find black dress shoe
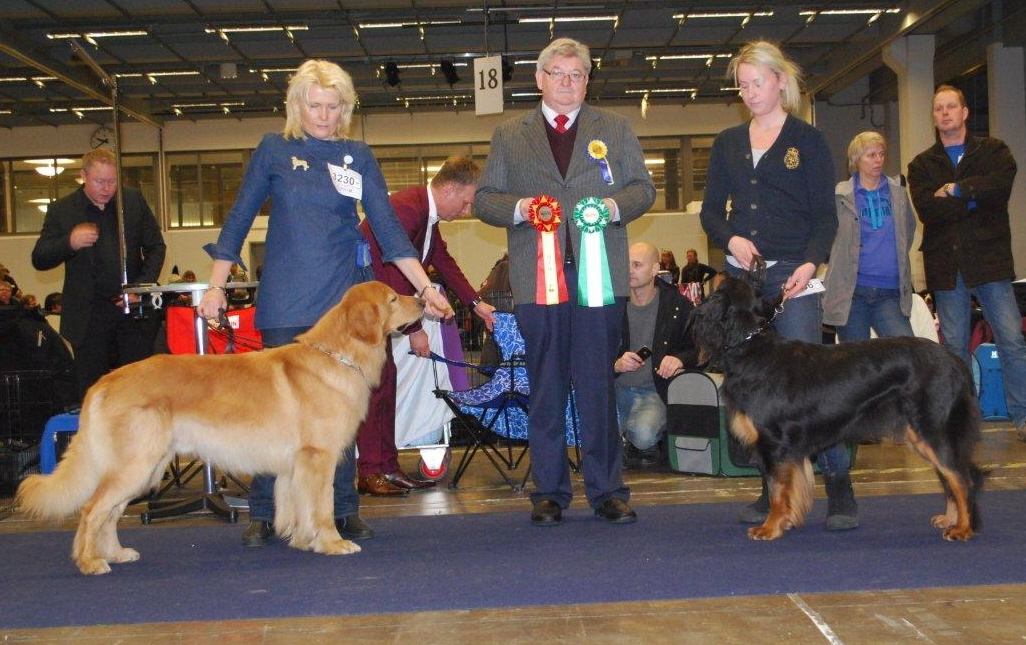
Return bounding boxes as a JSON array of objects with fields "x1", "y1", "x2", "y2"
[
  {"x1": 336, "y1": 514, "x2": 374, "y2": 540},
  {"x1": 594, "y1": 498, "x2": 638, "y2": 524},
  {"x1": 530, "y1": 499, "x2": 562, "y2": 526},
  {"x1": 241, "y1": 520, "x2": 273, "y2": 547},
  {"x1": 384, "y1": 469, "x2": 437, "y2": 490}
]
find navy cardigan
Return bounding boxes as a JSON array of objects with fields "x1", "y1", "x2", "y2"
[{"x1": 700, "y1": 114, "x2": 837, "y2": 267}]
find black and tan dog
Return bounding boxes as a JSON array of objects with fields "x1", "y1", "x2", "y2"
[{"x1": 690, "y1": 277, "x2": 984, "y2": 541}]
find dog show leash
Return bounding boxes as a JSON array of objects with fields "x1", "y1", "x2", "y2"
[{"x1": 744, "y1": 289, "x2": 787, "y2": 341}]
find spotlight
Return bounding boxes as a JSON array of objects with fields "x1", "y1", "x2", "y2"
[
  {"x1": 385, "y1": 61, "x2": 401, "y2": 87},
  {"x1": 502, "y1": 56, "x2": 514, "y2": 83},
  {"x1": 440, "y1": 60, "x2": 460, "y2": 85}
]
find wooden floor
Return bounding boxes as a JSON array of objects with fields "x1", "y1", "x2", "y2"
[{"x1": 2, "y1": 421, "x2": 1025, "y2": 644}]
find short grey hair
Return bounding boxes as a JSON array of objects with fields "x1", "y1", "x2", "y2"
[{"x1": 537, "y1": 38, "x2": 592, "y2": 75}]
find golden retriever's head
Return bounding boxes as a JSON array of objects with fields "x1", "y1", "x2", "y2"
[{"x1": 304, "y1": 281, "x2": 424, "y2": 349}]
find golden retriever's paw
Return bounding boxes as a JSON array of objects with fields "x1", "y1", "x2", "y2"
[
  {"x1": 747, "y1": 525, "x2": 784, "y2": 540},
  {"x1": 930, "y1": 513, "x2": 956, "y2": 528},
  {"x1": 107, "y1": 547, "x2": 140, "y2": 563},
  {"x1": 943, "y1": 526, "x2": 974, "y2": 541},
  {"x1": 76, "y1": 557, "x2": 112, "y2": 575},
  {"x1": 314, "y1": 538, "x2": 362, "y2": 555}
]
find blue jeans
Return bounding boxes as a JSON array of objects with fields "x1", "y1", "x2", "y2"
[
  {"x1": 615, "y1": 384, "x2": 666, "y2": 450},
  {"x1": 726, "y1": 260, "x2": 848, "y2": 475},
  {"x1": 836, "y1": 286, "x2": 914, "y2": 342},
  {"x1": 247, "y1": 326, "x2": 360, "y2": 523},
  {"x1": 934, "y1": 274, "x2": 1026, "y2": 425}
]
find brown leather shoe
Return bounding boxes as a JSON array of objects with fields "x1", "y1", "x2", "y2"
[
  {"x1": 384, "y1": 469, "x2": 437, "y2": 490},
  {"x1": 357, "y1": 474, "x2": 409, "y2": 496}
]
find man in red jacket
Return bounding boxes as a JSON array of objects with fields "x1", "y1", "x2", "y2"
[{"x1": 357, "y1": 155, "x2": 497, "y2": 495}]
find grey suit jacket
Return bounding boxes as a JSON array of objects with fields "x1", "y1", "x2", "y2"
[{"x1": 475, "y1": 103, "x2": 656, "y2": 305}]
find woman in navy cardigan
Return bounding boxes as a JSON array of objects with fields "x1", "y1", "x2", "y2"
[{"x1": 699, "y1": 41, "x2": 856, "y2": 531}]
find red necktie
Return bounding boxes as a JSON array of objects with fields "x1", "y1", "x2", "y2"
[{"x1": 554, "y1": 114, "x2": 568, "y2": 133}]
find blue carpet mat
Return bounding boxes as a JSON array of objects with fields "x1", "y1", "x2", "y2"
[{"x1": 2, "y1": 490, "x2": 1025, "y2": 629}]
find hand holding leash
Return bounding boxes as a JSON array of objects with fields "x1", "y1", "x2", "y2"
[
  {"x1": 197, "y1": 286, "x2": 227, "y2": 319},
  {"x1": 420, "y1": 285, "x2": 454, "y2": 320}
]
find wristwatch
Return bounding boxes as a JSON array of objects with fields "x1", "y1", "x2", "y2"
[{"x1": 470, "y1": 297, "x2": 483, "y2": 308}]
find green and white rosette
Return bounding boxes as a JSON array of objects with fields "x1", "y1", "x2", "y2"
[{"x1": 572, "y1": 197, "x2": 615, "y2": 307}]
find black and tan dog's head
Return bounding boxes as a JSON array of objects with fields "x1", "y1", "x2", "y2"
[{"x1": 689, "y1": 276, "x2": 783, "y2": 360}]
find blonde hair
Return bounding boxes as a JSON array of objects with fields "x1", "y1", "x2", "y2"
[
  {"x1": 847, "y1": 131, "x2": 886, "y2": 174},
  {"x1": 283, "y1": 60, "x2": 357, "y2": 140},
  {"x1": 537, "y1": 38, "x2": 592, "y2": 75},
  {"x1": 728, "y1": 40, "x2": 804, "y2": 115},
  {"x1": 81, "y1": 147, "x2": 116, "y2": 173}
]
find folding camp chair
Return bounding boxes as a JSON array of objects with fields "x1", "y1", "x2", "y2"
[{"x1": 424, "y1": 311, "x2": 579, "y2": 492}]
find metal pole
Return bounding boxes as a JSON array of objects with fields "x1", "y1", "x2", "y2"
[{"x1": 69, "y1": 40, "x2": 130, "y2": 312}]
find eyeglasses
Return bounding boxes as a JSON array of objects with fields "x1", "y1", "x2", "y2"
[{"x1": 541, "y1": 68, "x2": 587, "y2": 84}]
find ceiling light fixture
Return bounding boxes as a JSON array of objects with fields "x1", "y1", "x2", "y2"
[
  {"x1": 520, "y1": 15, "x2": 618, "y2": 23},
  {"x1": 171, "y1": 101, "x2": 245, "y2": 110},
  {"x1": 26, "y1": 159, "x2": 74, "y2": 177},
  {"x1": 48, "y1": 30, "x2": 148, "y2": 40},
  {"x1": 645, "y1": 54, "x2": 731, "y2": 62},
  {"x1": 385, "y1": 62, "x2": 401, "y2": 87},
  {"x1": 48, "y1": 106, "x2": 111, "y2": 114},
  {"x1": 204, "y1": 25, "x2": 307, "y2": 34},
  {"x1": 29, "y1": 198, "x2": 55, "y2": 213},
  {"x1": 357, "y1": 20, "x2": 462, "y2": 29},
  {"x1": 625, "y1": 88, "x2": 697, "y2": 95},
  {"x1": 440, "y1": 60, "x2": 461, "y2": 85},
  {"x1": 395, "y1": 94, "x2": 472, "y2": 102},
  {"x1": 673, "y1": 11, "x2": 774, "y2": 20},
  {"x1": 798, "y1": 8, "x2": 900, "y2": 25}
]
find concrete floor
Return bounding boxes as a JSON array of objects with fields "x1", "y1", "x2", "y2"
[{"x1": 2, "y1": 421, "x2": 1025, "y2": 644}]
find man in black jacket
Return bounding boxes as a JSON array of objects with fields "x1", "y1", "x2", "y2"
[
  {"x1": 908, "y1": 84, "x2": 1026, "y2": 442},
  {"x1": 614, "y1": 242, "x2": 699, "y2": 467},
  {"x1": 32, "y1": 148, "x2": 165, "y2": 400}
]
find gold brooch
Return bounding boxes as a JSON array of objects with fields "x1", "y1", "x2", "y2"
[{"x1": 784, "y1": 147, "x2": 800, "y2": 170}]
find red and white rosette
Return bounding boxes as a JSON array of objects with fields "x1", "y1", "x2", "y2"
[{"x1": 527, "y1": 195, "x2": 569, "y2": 305}]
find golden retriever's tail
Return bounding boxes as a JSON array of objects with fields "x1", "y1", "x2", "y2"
[{"x1": 15, "y1": 403, "x2": 105, "y2": 521}]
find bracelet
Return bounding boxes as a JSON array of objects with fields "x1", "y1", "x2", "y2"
[
  {"x1": 417, "y1": 285, "x2": 431, "y2": 298},
  {"x1": 207, "y1": 286, "x2": 226, "y2": 293}
]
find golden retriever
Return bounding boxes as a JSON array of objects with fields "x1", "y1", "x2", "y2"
[{"x1": 16, "y1": 281, "x2": 423, "y2": 575}]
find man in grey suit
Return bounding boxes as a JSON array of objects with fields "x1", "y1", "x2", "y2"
[{"x1": 475, "y1": 37, "x2": 656, "y2": 526}]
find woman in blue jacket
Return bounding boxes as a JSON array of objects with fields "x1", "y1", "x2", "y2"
[{"x1": 197, "y1": 60, "x2": 451, "y2": 548}]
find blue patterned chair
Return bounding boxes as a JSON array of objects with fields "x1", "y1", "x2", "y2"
[{"x1": 432, "y1": 312, "x2": 579, "y2": 491}]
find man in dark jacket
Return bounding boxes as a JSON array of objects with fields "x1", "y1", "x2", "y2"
[
  {"x1": 32, "y1": 147, "x2": 165, "y2": 400},
  {"x1": 908, "y1": 84, "x2": 1026, "y2": 442},
  {"x1": 614, "y1": 242, "x2": 699, "y2": 467}
]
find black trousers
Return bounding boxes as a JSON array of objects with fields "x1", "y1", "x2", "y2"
[{"x1": 72, "y1": 300, "x2": 160, "y2": 401}]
